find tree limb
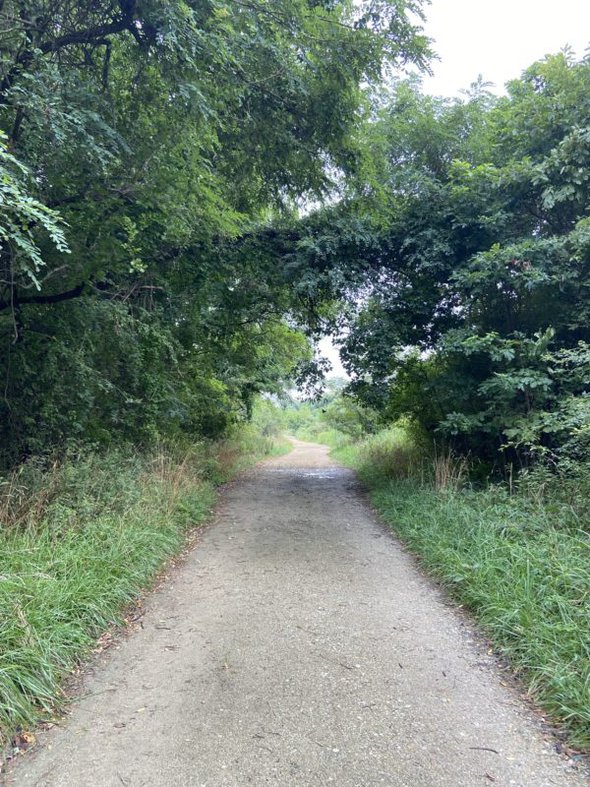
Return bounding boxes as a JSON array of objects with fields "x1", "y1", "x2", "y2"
[
  {"x1": 0, "y1": 2, "x2": 138, "y2": 103},
  {"x1": 0, "y1": 282, "x2": 86, "y2": 312}
]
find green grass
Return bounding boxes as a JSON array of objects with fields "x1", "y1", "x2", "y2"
[
  {"x1": 335, "y1": 431, "x2": 590, "y2": 751},
  {"x1": 0, "y1": 430, "x2": 288, "y2": 750},
  {"x1": 294, "y1": 425, "x2": 352, "y2": 450}
]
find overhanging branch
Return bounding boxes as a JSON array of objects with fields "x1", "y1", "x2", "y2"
[
  {"x1": 0, "y1": 282, "x2": 86, "y2": 312},
  {"x1": 0, "y1": 2, "x2": 138, "y2": 104}
]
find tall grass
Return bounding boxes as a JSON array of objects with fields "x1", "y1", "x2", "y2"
[
  {"x1": 0, "y1": 429, "x2": 288, "y2": 752},
  {"x1": 335, "y1": 428, "x2": 590, "y2": 751}
]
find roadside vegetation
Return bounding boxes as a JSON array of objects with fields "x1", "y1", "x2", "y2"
[
  {"x1": 286, "y1": 394, "x2": 590, "y2": 751},
  {"x1": 0, "y1": 402, "x2": 289, "y2": 753}
]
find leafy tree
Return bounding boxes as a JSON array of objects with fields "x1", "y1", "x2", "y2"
[
  {"x1": 0, "y1": 131, "x2": 69, "y2": 294},
  {"x1": 0, "y1": 0, "x2": 429, "y2": 465},
  {"x1": 298, "y1": 54, "x2": 590, "y2": 470}
]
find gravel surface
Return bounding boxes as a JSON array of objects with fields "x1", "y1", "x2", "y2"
[{"x1": 4, "y1": 440, "x2": 588, "y2": 786}]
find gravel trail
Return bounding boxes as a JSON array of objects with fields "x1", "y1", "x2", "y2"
[{"x1": 5, "y1": 440, "x2": 587, "y2": 786}]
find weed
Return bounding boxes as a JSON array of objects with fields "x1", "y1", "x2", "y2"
[{"x1": 433, "y1": 445, "x2": 469, "y2": 493}]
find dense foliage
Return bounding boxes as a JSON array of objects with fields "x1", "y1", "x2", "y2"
[
  {"x1": 295, "y1": 53, "x2": 590, "y2": 472},
  {"x1": 8, "y1": 4, "x2": 588, "y2": 476},
  {"x1": 0, "y1": 0, "x2": 428, "y2": 467}
]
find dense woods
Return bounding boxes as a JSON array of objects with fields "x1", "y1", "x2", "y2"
[{"x1": 3, "y1": 3, "x2": 589, "y2": 476}]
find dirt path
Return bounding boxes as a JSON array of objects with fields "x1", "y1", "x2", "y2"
[{"x1": 5, "y1": 441, "x2": 587, "y2": 786}]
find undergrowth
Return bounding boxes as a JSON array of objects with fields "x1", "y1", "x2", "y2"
[
  {"x1": 334, "y1": 430, "x2": 590, "y2": 751},
  {"x1": 293, "y1": 424, "x2": 351, "y2": 450},
  {"x1": 0, "y1": 427, "x2": 288, "y2": 751}
]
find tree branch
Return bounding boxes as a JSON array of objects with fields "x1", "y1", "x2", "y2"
[
  {"x1": 0, "y1": 282, "x2": 86, "y2": 312},
  {"x1": 0, "y1": 2, "x2": 138, "y2": 103}
]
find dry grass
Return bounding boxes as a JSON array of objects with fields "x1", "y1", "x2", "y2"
[
  {"x1": 351, "y1": 427, "x2": 422, "y2": 482},
  {"x1": 0, "y1": 459, "x2": 68, "y2": 530},
  {"x1": 433, "y1": 446, "x2": 469, "y2": 493}
]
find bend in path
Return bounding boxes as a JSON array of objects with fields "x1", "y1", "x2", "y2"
[{"x1": 5, "y1": 440, "x2": 587, "y2": 786}]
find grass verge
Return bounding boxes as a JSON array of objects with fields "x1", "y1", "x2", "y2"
[
  {"x1": 0, "y1": 428, "x2": 289, "y2": 754},
  {"x1": 334, "y1": 431, "x2": 590, "y2": 752}
]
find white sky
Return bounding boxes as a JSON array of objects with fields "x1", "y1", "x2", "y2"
[
  {"x1": 319, "y1": 336, "x2": 348, "y2": 378},
  {"x1": 420, "y1": 0, "x2": 590, "y2": 97}
]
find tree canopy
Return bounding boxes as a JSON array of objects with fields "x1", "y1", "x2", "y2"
[
  {"x1": 3, "y1": 1, "x2": 589, "y2": 476},
  {"x1": 0, "y1": 0, "x2": 428, "y2": 466},
  {"x1": 298, "y1": 52, "x2": 590, "y2": 470}
]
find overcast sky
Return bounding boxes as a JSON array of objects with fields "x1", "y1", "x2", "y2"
[{"x1": 420, "y1": 0, "x2": 590, "y2": 97}]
